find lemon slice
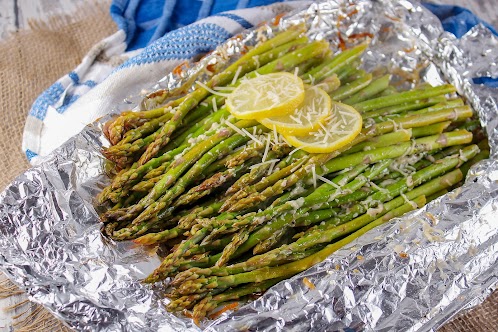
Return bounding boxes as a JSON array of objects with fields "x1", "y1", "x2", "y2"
[
  {"x1": 260, "y1": 86, "x2": 331, "y2": 135},
  {"x1": 283, "y1": 101, "x2": 362, "y2": 153},
  {"x1": 226, "y1": 72, "x2": 305, "y2": 120}
]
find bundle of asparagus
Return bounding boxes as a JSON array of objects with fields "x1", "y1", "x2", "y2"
[{"x1": 96, "y1": 24, "x2": 489, "y2": 323}]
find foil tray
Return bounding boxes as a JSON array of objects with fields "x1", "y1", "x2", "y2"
[{"x1": 0, "y1": 1, "x2": 497, "y2": 331}]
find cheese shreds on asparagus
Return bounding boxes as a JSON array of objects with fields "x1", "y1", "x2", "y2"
[{"x1": 196, "y1": 81, "x2": 232, "y2": 97}]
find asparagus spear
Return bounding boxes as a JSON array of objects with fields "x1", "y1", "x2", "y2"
[
  {"x1": 173, "y1": 161, "x2": 252, "y2": 207},
  {"x1": 218, "y1": 141, "x2": 265, "y2": 169},
  {"x1": 344, "y1": 129, "x2": 412, "y2": 155},
  {"x1": 133, "y1": 227, "x2": 182, "y2": 245},
  {"x1": 252, "y1": 227, "x2": 294, "y2": 254},
  {"x1": 117, "y1": 33, "x2": 306, "y2": 161},
  {"x1": 355, "y1": 85, "x2": 456, "y2": 112},
  {"x1": 329, "y1": 72, "x2": 373, "y2": 101},
  {"x1": 191, "y1": 278, "x2": 284, "y2": 321},
  {"x1": 105, "y1": 102, "x2": 183, "y2": 146},
  {"x1": 95, "y1": 25, "x2": 490, "y2": 317},
  {"x1": 210, "y1": 162, "x2": 390, "y2": 264},
  {"x1": 224, "y1": 150, "x2": 288, "y2": 196},
  {"x1": 104, "y1": 120, "x2": 256, "y2": 222},
  {"x1": 360, "y1": 96, "x2": 455, "y2": 119},
  {"x1": 220, "y1": 154, "x2": 311, "y2": 212},
  {"x1": 145, "y1": 163, "x2": 375, "y2": 282},
  {"x1": 304, "y1": 42, "x2": 368, "y2": 83},
  {"x1": 112, "y1": 125, "x2": 258, "y2": 238},
  {"x1": 225, "y1": 153, "x2": 333, "y2": 212},
  {"x1": 140, "y1": 40, "x2": 330, "y2": 165},
  {"x1": 178, "y1": 201, "x2": 225, "y2": 230},
  {"x1": 459, "y1": 148, "x2": 489, "y2": 177},
  {"x1": 173, "y1": 196, "x2": 426, "y2": 295},
  {"x1": 188, "y1": 144, "x2": 475, "y2": 270},
  {"x1": 118, "y1": 112, "x2": 174, "y2": 145},
  {"x1": 97, "y1": 145, "x2": 188, "y2": 204},
  {"x1": 311, "y1": 145, "x2": 477, "y2": 234},
  {"x1": 230, "y1": 129, "x2": 472, "y2": 212},
  {"x1": 172, "y1": 168, "x2": 464, "y2": 287},
  {"x1": 411, "y1": 121, "x2": 451, "y2": 138},
  {"x1": 342, "y1": 74, "x2": 391, "y2": 105}
]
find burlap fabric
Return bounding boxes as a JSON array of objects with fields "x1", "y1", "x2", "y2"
[
  {"x1": 0, "y1": 1, "x2": 495, "y2": 331},
  {"x1": 0, "y1": 1, "x2": 114, "y2": 331},
  {"x1": 0, "y1": 1, "x2": 116, "y2": 191}
]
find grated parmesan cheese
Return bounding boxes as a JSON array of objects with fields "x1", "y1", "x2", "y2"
[
  {"x1": 317, "y1": 175, "x2": 340, "y2": 189},
  {"x1": 232, "y1": 66, "x2": 242, "y2": 85},
  {"x1": 400, "y1": 193, "x2": 418, "y2": 209},
  {"x1": 242, "y1": 128, "x2": 262, "y2": 145},
  {"x1": 367, "y1": 204, "x2": 384, "y2": 217},
  {"x1": 312, "y1": 164, "x2": 317, "y2": 188},
  {"x1": 196, "y1": 81, "x2": 231, "y2": 97},
  {"x1": 249, "y1": 159, "x2": 280, "y2": 170},
  {"x1": 288, "y1": 197, "x2": 305, "y2": 210},
  {"x1": 225, "y1": 121, "x2": 247, "y2": 138}
]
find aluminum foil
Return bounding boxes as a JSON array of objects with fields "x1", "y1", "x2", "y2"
[{"x1": 1, "y1": 1, "x2": 497, "y2": 331}]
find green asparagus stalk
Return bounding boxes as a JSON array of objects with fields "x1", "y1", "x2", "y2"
[
  {"x1": 173, "y1": 196, "x2": 426, "y2": 295},
  {"x1": 225, "y1": 150, "x2": 288, "y2": 196},
  {"x1": 133, "y1": 227, "x2": 182, "y2": 245},
  {"x1": 178, "y1": 201, "x2": 225, "y2": 230},
  {"x1": 173, "y1": 168, "x2": 464, "y2": 286},
  {"x1": 167, "y1": 292, "x2": 212, "y2": 312},
  {"x1": 191, "y1": 278, "x2": 284, "y2": 320},
  {"x1": 118, "y1": 112, "x2": 174, "y2": 145},
  {"x1": 213, "y1": 142, "x2": 474, "y2": 259},
  {"x1": 360, "y1": 96, "x2": 448, "y2": 120},
  {"x1": 342, "y1": 74, "x2": 391, "y2": 105},
  {"x1": 252, "y1": 227, "x2": 294, "y2": 254},
  {"x1": 220, "y1": 154, "x2": 311, "y2": 212},
  {"x1": 174, "y1": 162, "x2": 251, "y2": 207},
  {"x1": 225, "y1": 153, "x2": 333, "y2": 212},
  {"x1": 97, "y1": 144, "x2": 188, "y2": 204},
  {"x1": 130, "y1": 174, "x2": 163, "y2": 193},
  {"x1": 305, "y1": 42, "x2": 368, "y2": 83},
  {"x1": 269, "y1": 184, "x2": 315, "y2": 208},
  {"x1": 231, "y1": 129, "x2": 471, "y2": 213},
  {"x1": 376, "y1": 144, "x2": 466, "y2": 183},
  {"x1": 105, "y1": 102, "x2": 182, "y2": 146},
  {"x1": 130, "y1": 33, "x2": 307, "y2": 160},
  {"x1": 232, "y1": 195, "x2": 427, "y2": 273},
  {"x1": 459, "y1": 148, "x2": 489, "y2": 178},
  {"x1": 344, "y1": 129, "x2": 412, "y2": 155},
  {"x1": 411, "y1": 121, "x2": 451, "y2": 138},
  {"x1": 336, "y1": 61, "x2": 361, "y2": 81},
  {"x1": 355, "y1": 85, "x2": 456, "y2": 112},
  {"x1": 112, "y1": 127, "x2": 257, "y2": 238},
  {"x1": 378, "y1": 85, "x2": 397, "y2": 96},
  {"x1": 148, "y1": 164, "x2": 373, "y2": 282},
  {"x1": 105, "y1": 120, "x2": 256, "y2": 223},
  {"x1": 329, "y1": 73, "x2": 373, "y2": 101},
  {"x1": 209, "y1": 162, "x2": 388, "y2": 262},
  {"x1": 140, "y1": 40, "x2": 329, "y2": 165},
  {"x1": 341, "y1": 69, "x2": 368, "y2": 84},
  {"x1": 312, "y1": 146, "x2": 477, "y2": 234},
  {"x1": 322, "y1": 130, "x2": 473, "y2": 174},
  {"x1": 219, "y1": 141, "x2": 265, "y2": 169}
]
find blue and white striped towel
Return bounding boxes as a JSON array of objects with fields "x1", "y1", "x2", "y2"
[
  {"x1": 22, "y1": 0, "x2": 310, "y2": 163},
  {"x1": 22, "y1": 0, "x2": 497, "y2": 164}
]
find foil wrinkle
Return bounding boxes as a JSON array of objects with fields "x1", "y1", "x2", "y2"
[{"x1": 0, "y1": 1, "x2": 497, "y2": 331}]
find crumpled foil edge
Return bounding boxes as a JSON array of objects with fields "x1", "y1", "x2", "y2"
[{"x1": 0, "y1": 1, "x2": 497, "y2": 331}]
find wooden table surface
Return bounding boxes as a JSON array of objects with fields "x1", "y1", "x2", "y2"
[{"x1": 0, "y1": 0, "x2": 496, "y2": 331}]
